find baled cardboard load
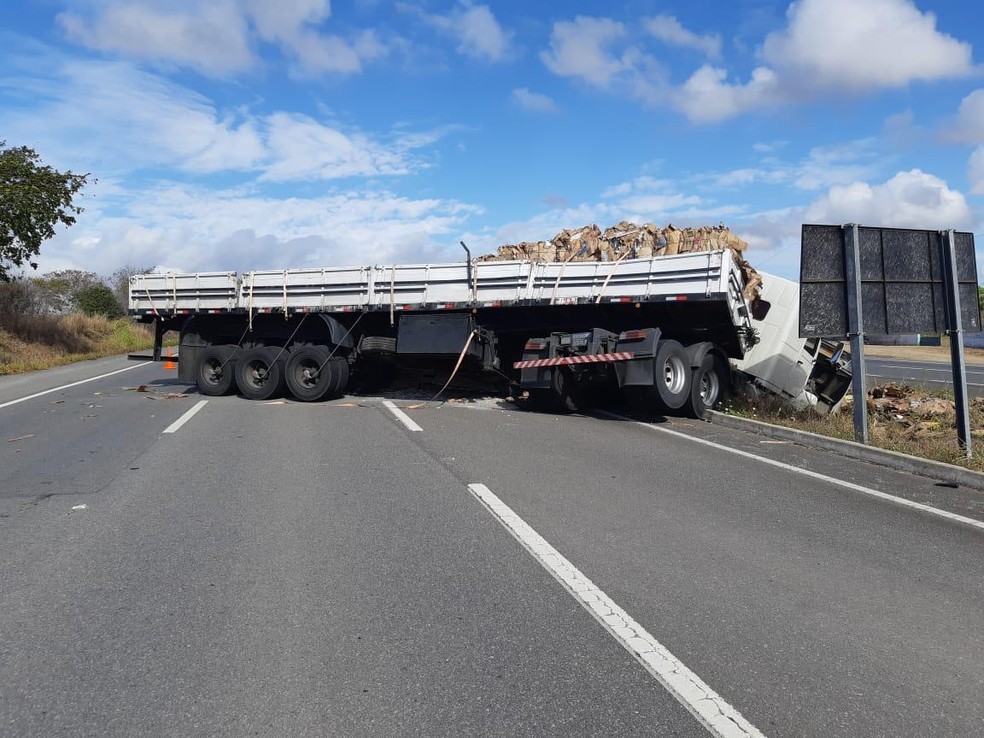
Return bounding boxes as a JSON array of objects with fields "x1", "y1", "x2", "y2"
[{"x1": 480, "y1": 222, "x2": 762, "y2": 301}]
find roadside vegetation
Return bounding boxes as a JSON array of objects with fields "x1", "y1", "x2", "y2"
[
  {"x1": 0, "y1": 270, "x2": 159, "y2": 375},
  {"x1": 0, "y1": 312, "x2": 157, "y2": 375},
  {"x1": 722, "y1": 384, "x2": 984, "y2": 473}
]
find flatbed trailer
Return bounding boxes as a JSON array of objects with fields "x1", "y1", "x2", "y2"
[{"x1": 129, "y1": 249, "x2": 846, "y2": 416}]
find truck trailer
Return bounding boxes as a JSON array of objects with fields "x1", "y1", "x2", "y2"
[{"x1": 128, "y1": 249, "x2": 850, "y2": 417}]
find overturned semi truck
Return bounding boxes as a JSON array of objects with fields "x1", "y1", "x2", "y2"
[{"x1": 128, "y1": 248, "x2": 851, "y2": 418}]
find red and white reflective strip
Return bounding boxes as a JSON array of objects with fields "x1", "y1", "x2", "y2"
[{"x1": 513, "y1": 351, "x2": 634, "y2": 369}]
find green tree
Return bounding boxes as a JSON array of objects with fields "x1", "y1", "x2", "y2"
[
  {"x1": 109, "y1": 264, "x2": 156, "y2": 313},
  {"x1": 75, "y1": 284, "x2": 123, "y2": 318},
  {"x1": 0, "y1": 141, "x2": 90, "y2": 282},
  {"x1": 33, "y1": 269, "x2": 104, "y2": 313}
]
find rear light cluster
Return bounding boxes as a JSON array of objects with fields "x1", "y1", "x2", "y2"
[
  {"x1": 524, "y1": 340, "x2": 547, "y2": 350},
  {"x1": 619, "y1": 330, "x2": 647, "y2": 340}
]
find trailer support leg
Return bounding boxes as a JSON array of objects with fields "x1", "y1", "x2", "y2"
[{"x1": 153, "y1": 319, "x2": 165, "y2": 362}]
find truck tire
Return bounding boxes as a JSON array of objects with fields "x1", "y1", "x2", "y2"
[
  {"x1": 524, "y1": 369, "x2": 578, "y2": 413},
  {"x1": 686, "y1": 355, "x2": 728, "y2": 419},
  {"x1": 236, "y1": 347, "x2": 286, "y2": 401},
  {"x1": 652, "y1": 339, "x2": 691, "y2": 410},
  {"x1": 194, "y1": 345, "x2": 237, "y2": 396},
  {"x1": 328, "y1": 357, "x2": 350, "y2": 396},
  {"x1": 285, "y1": 346, "x2": 333, "y2": 402},
  {"x1": 358, "y1": 335, "x2": 397, "y2": 355}
]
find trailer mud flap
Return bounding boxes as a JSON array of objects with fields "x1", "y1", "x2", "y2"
[
  {"x1": 518, "y1": 337, "x2": 552, "y2": 389},
  {"x1": 613, "y1": 327, "x2": 662, "y2": 387}
]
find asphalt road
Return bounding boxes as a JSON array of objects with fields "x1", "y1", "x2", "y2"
[
  {"x1": 2, "y1": 357, "x2": 983, "y2": 737},
  {"x1": 866, "y1": 356, "x2": 984, "y2": 396}
]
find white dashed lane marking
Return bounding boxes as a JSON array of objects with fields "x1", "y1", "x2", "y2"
[
  {"x1": 382, "y1": 400, "x2": 423, "y2": 432},
  {"x1": 163, "y1": 400, "x2": 208, "y2": 434},
  {"x1": 467, "y1": 482, "x2": 766, "y2": 738}
]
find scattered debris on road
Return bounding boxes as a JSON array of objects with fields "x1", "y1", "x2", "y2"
[
  {"x1": 7, "y1": 434, "x2": 35, "y2": 442},
  {"x1": 123, "y1": 385, "x2": 189, "y2": 399}
]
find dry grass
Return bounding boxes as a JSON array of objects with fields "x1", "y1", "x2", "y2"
[
  {"x1": 0, "y1": 312, "x2": 158, "y2": 375},
  {"x1": 722, "y1": 389, "x2": 984, "y2": 473}
]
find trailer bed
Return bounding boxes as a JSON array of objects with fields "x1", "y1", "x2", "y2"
[{"x1": 130, "y1": 250, "x2": 748, "y2": 317}]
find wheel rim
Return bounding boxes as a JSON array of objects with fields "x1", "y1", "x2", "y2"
[
  {"x1": 660, "y1": 355, "x2": 687, "y2": 394},
  {"x1": 292, "y1": 357, "x2": 323, "y2": 390},
  {"x1": 700, "y1": 368, "x2": 720, "y2": 406},
  {"x1": 202, "y1": 358, "x2": 224, "y2": 387},
  {"x1": 243, "y1": 359, "x2": 270, "y2": 390}
]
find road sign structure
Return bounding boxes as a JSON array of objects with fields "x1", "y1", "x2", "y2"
[{"x1": 800, "y1": 225, "x2": 980, "y2": 456}]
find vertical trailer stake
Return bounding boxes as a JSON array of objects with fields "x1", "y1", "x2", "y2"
[{"x1": 460, "y1": 241, "x2": 476, "y2": 303}]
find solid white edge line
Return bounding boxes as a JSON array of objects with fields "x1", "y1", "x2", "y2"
[
  {"x1": 163, "y1": 399, "x2": 208, "y2": 434},
  {"x1": 0, "y1": 362, "x2": 153, "y2": 410},
  {"x1": 466, "y1": 482, "x2": 764, "y2": 738},
  {"x1": 597, "y1": 411, "x2": 984, "y2": 533},
  {"x1": 382, "y1": 400, "x2": 423, "y2": 432}
]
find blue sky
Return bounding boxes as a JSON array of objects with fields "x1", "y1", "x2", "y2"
[{"x1": 2, "y1": 0, "x2": 983, "y2": 281}]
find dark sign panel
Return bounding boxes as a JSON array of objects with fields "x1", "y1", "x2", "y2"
[{"x1": 799, "y1": 225, "x2": 980, "y2": 337}]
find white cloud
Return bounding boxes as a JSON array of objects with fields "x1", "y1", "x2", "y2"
[
  {"x1": 34, "y1": 183, "x2": 483, "y2": 275},
  {"x1": 792, "y1": 140, "x2": 882, "y2": 190},
  {"x1": 58, "y1": 1, "x2": 254, "y2": 77},
  {"x1": 57, "y1": 0, "x2": 385, "y2": 77},
  {"x1": 752, "y1": 141, "x2": 789, "y2": 154},
  {"x1": 762, "y1": 0, "x2": 976, "y2": 92},
  {"x1": 674, "y1": 65, "x2": 780, "y2": 124},
  {"x1": 511, "y1": 88, "x2": 559, "y2": 114},
  {"x1": 0, "y1": 57, "x2": 447, "y2": 181},
  {"x1": 643, "y1": 15, "x2": 721, "y2": 59},
  {"x1": 241, "y1": 0, "x2": 330, "y2": 42},
  {"x1": 804, "y1": 169, "x2": 976, "y2": 230},
  {"x1": 970, "y1": 148, "x2": 984, "y2": 195},
  {"x1": 696, "y1": 140, "x2": 881, "y2": 191},
  {"x1": 945, "y1": 89, "x2": 984, "y2": 144},
  {"x1": 261, "y1": 113, "x2": 417, "y2": 181},
  {"x1": 542, "y1": 2, "x2": 977, "y2": 124},
  {"x1": 540, "y1": 16, "x2": 631, "y2": 87},
  {"x1": 1, "y1": 60, "x2": 265, "y2": 173},
  {"x1": 732, "y1": 170, "x2": 980, "y2": 278},
  {"x1": 413, "y1": 1, "x2": 513, "y2": 62}
]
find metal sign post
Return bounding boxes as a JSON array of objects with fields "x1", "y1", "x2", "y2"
[
  {"x1": 940, "y1": 229, "x2": 972, "y2": 457},
  {"x1": 802, "y1": 224, "x2": 980, "y2": 456},
  {"x1": 842, "y1": 224, "x2": 869, "y2": 443}
]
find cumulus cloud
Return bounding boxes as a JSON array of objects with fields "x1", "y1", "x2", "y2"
[
  {"x1": 643, "y1": 15, "x2": 721, "y2": 59},
  {"x1": 58, "y1": 1, "x2": 254, "y2": 76},
  {"x1": 804, "y1": 169, "x2": 976, "y2": 230},
  {"x1": 970, "y1": 148, "x2": 984, "y2": 195},
  {"x1": 944, "y1": 89, "x2": 984, "y2": 144},
  {"x1": 674, "y1": 65, "x2": 780, "y2": 124},
  {"x1": 540, "y1": 16, "x2": 631, "y2": 87},
  {"x1": 57, "y1": 0, "x2": 386, "y2": 77},
  {"x1": 542, "y1": 1, "x2": 977, "y2": 123},
  {"x1": 510, "y1": 88, "x2": 559, "y2": 113},
  {"x1": 762, "y1": 0, "x2": 976, "y2": 91},
  {"x1": 411, "y1": 1, "x2": 513, "y2": 62}
]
